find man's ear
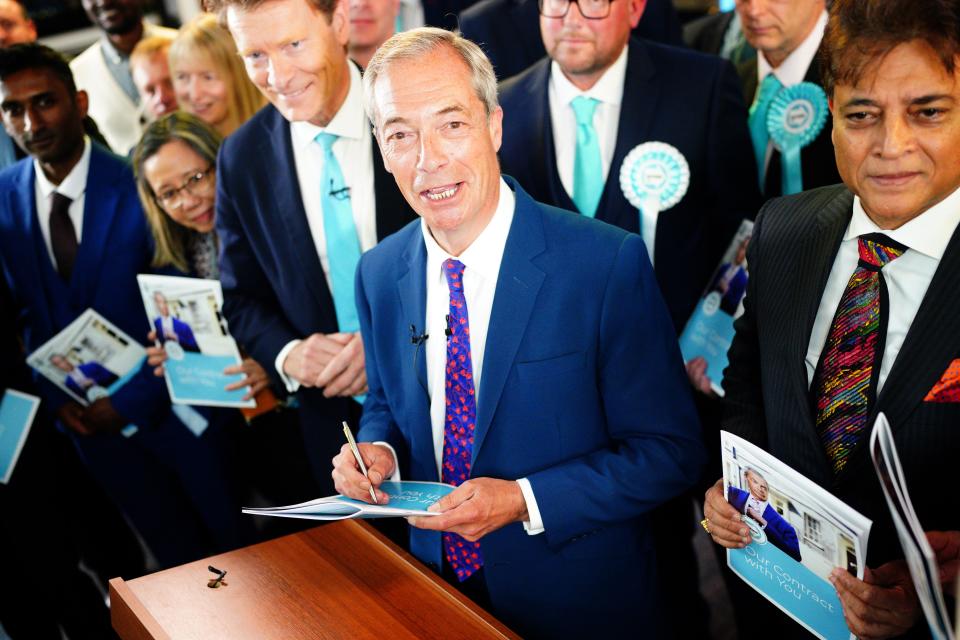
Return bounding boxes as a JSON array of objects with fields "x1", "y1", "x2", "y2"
[
  {"x1": 331, "y1": 0, "x2": 351, "y2": 47},
  {"x1": 75, "y1": 89, "x2": 89, "y2": 120}
]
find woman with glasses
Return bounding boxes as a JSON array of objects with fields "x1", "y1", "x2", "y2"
[
  {"x1": 169, "y1": 13, "x2": 265, "y2": 138},
  {"x1": 133, "y1": 112, "x2": 319, "y2": 524}
]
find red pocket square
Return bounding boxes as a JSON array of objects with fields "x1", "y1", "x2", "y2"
[{"x1": 924, "y1": 359, "x2": 960, "y2": 402}]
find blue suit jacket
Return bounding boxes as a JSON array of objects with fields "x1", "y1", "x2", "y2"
[
  {"x1": 727, "y1": 486, "x2": 802, "y2": 562},
  {"x1": 65, "y1": 361, "x2": 118, "y2": 400},
  {"x1": 153, "y1": 316, "x2": 199, "y2": 352},
  {"x1": 0, "y1": 144, "x2": 173, "y2": 428},
  {"x1": 355, "y1": 178, "x2": 705, "y2": 638},
  {"x1": 499, "y1": 39, "x2": 762, "y2": 331}
]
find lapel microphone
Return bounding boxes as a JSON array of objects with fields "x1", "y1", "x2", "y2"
[
  {"x1": 444, "y1": 314, "x2": 452, "y2": 338},
  {"x1": 409, "y1": 324, "x2": 429, "y2": 345}
]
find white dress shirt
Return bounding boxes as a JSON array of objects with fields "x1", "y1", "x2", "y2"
[
  {"x1": 805, "y1": 187, "x2": 960, "y2": 391},
  {"x1": 381, "y1": 179, "x2": 545, "y2": 535},
  {"x1": 548, "y1": 45, "x2": 627, "y2": 199},
  {"x1": 34, "y1": 137, "x2": 91, "y2": 266},
  {"x1": 275, "y1": 61, "x2": 378, "y2": 390},
  {"x1": 756, "y1": 11, "x2": 827, "y2": 172}
]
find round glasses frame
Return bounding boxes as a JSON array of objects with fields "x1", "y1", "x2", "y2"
[
  {"x1": 538, "y1": 0, "x2": 616, "y2": 19},
  {"x1": 155, "y1": 165, "x2": 215, "y2": 210}
]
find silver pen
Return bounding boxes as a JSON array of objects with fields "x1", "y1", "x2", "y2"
[{"x1": 342, "y1": 421, "x2": 379, "y2": 504}]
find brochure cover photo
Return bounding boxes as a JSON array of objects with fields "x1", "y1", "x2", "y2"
[
  {"x1": 679, "y1": 219, "x2": 754, "y2": 396},
  {"x1": 721, "y1": 431, "x2": 872, "y2": 640},
  {"x1": 137, "y1": 274, "x2": 254, "y2": 408},
  {"x1": 26, "y1": 309, "x2": 146, "y2": 406}
]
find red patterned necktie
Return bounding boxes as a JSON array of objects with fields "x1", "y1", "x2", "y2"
[
  {"x1": 441, "y1": 258, "x2": 483, "y2": 581},
  {"x1": 812, "y1": 234, "x2": 907, "y2": 474}
]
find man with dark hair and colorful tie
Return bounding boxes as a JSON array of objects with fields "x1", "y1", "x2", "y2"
[
  {"x1": 330, "y1": 26, "x2": 704, "y2": 640},
  {"x1": 702, "y1": 0, "x2": 960, "y2": 638},
  {"x1": 208, "y1": 0, "x2": 415, "y2": 492}
]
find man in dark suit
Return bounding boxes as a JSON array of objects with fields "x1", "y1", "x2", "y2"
[
  {"x1": 209, "y1": 0, "x2": 415, "y2": 490},
  {"x1": 459, "y1": 0, "x2": 683, "y2": 80},
  {"x1": 332, "y1": 28, "x2": 704, "y2": 639},
  {"x1": 498, "y1": 0, "x2": 760, "y2": 331},
  {"x1": 152, "y1": 291, "x2": 199, "y2": 353},
  {"x1": 0, "y1": 43, "x2": 249, "y2": 569},
  {"x1": 703, "y1": 1, "x2": 960, "y2": 637},
  {"x1": 727, "y1": 469, "x2": 801, "y2": 561},
  {"x1": 734, "y1": 0, "x2": 839, "y2": 199},
  {"x1": 49, "y1": 353, "x2": 119, "y2": 401},
  {"x1": 683, "y1": 9, "x2": 755, "y2": 65}
]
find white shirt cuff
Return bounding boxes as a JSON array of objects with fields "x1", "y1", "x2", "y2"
[
  {"x1": 517, "y1": 477, "x2": 545, "y2": 535},
  {"x1": 374, "y1": 441, "x2": 401, "y2": 481},
  {"x1": 274, "y1": 339, "x2": 302, "y2": 393}
]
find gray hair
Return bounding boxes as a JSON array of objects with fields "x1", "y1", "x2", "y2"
[{"x1": 362, "y1": 27, "x2": 499, "y2": 132}]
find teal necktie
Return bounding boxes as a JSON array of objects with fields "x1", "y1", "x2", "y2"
[
  {"x1": 570, "y1": 96, "x2": 603, "y2": 218},
  {"x1": 316, "y1": 132, "x2": 362, "y2": 333},
  {"x1": 748, "y1": 73, "x2": 783, "y2": 189}
]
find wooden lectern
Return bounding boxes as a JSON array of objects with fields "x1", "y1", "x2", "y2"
[{"x1": 110, "y1": 519, "x2": 519, "y2": 639}]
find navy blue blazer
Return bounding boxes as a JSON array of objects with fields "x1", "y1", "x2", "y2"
[
  {"x1": 153, "y1": 316, "x2": 199, "y2": 352},
  {"x1": 727, "y1": 486, "x2": 802, "y2": 562},
  {"x1": 499, "y1": 39, "x2": 762, "y2": 331},
  {"x1": 216, "y1": 103, "x2": 415, "y2": 486},
  {"x1": 0, "y1": 144, "x2": 173, "y2": 428},
  {"x1": 355, "y1": 178, "x2": 705, "y2": 638},
  {"x1": 459, "y1": 0, "x2": 683, "y2": 80}
]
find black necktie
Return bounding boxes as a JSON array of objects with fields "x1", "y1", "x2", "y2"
[{"x1": 49, "y1": 192, "x2": 77, "y2": 281}]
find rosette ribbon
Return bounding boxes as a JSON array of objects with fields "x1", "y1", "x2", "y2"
[{"x1": 766, "y1": 82, "x2": 828, "y2": 195}]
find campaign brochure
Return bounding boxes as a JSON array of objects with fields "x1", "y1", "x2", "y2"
[
  {"x1": 870, "y1": 414, "x2": 956, "y2": 640},
  {"x1": 679, "y1": 220, "x2": 754, "y2": 396},
  {"x1": 137, "y1": 275, "x2": 254, "y2": 409},
  {"x1": 26, "y1": 309, "x2": 146, "y2": 406},
  {"x1": 242, "y1": 481, "x2": 456, "y2": 521},
  {"x1": 0, "y1": 389, "x2": 40, "y2": 484},
  {"x1": 721, "y1": 431, "x2": 872, "y2": 640}
]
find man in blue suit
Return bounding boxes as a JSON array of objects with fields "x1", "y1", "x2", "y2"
[
  {"x1": 152, "y1": 291, "x2": 199, "y2": 353},
  {"x1": 727, "y1": 469, "x2": 801, "y2": 562},
  {"x1": 208, "y1": 0, "x2": 415, "y2": 490},
  {"x1": 331, "y1": 28, "x2": 704, "y2": 639},
  {"x1": 49, "y1": 353, "x2": 119, "y2": 401},
  {"x1": 0, "y1": 43, "x2": 248, "y2": 568},
  {"x1": 498, "y1": 0, "x2": 760, "y2": 331}
]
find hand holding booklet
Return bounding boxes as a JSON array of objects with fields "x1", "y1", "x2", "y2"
[{"x1": 242, "y1": 481, "x2": 455, "y2": 521}]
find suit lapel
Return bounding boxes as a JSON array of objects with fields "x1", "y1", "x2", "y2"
[
  {"x1": 70, "y1": 146, "x2": 119, "y2": 309},
  {"x1": 527, "y1": 61, "x2": 573, "y2": 212},
  {"x1": 473, "y1": 182, "x2": 546, "y2": 465},
  {"x1": 11, "y1": 162, "x2": 56, "y2": 332},
  {"x1": 263, "y1": 111, "x2": 336, "y2": 316},
  {"x1": 737, "y1": 57, "x2": 759, "y2": 106},
  {"x1": 396, "y1": 230, "x2": 433, "y2": 469}
]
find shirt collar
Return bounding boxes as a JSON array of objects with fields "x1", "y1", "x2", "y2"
[
  {"x1": 100, "y1": 20, "x2": 154, "y2": 64},
  {"x1": 758, "y1": 11, "x2": 827, "y2": 87},
  {"x1": 421, "y1": 177, "x2": 516, "y2": 283},
  {"x1": 290, "y1": 60, "x2": 365, "y2": 150},
  {"x1": 550, "y1": 44, "x2": 628, "y2": 108},
  {"x1": 848, "y1": 185, "x2": 960, "y2": 261},
  {"x1": 35, "y1": 137, "x2": 91, "y2": 201}
]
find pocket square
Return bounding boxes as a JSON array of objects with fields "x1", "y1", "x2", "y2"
[{"x1": 924, "y1": 359, "x2": 960, "y2": 402}]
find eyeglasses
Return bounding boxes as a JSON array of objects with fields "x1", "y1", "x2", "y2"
[
  {"x1": 155, "y1": 165, "x2": 215, "y2": 210},
  {"x1": 538, "y1": 0, "x2": 616, "y2": 19}
]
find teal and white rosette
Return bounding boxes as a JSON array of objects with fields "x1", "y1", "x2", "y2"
[
  {"x1": 619, "y1": 142, "x2": 690, "y2": 266},
  {"x1": 766, "y1": 82, "x2": 828, "y2": 195}
]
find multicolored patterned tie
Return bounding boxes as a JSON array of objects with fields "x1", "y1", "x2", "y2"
[
  {"x1": 441, "y1": 258, "x2": 483, "y2": 581},
  {"x1": 813, "y1": 234, "x2": 907, "y2": 474}
]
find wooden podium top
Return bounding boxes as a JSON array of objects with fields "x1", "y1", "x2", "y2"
[{"x1": 110, "y1": 520, "x2": 519, "y2": 640}]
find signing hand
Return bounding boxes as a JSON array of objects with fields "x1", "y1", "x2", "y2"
[
  {"x1": 830, "y1": 561, "x2": 921, "y2": 640},
  {"x1": 408, "y1": 478, "x2": 529, "y2": 542},
  {"x1": 282, "y1": 332, "x2": 353, "y2": 388},
  {"x1": 685, "y1": 357, "x2": 718, "y2": 397},
  {"x1": 331, "y1": 442, "x2": 396, "y2": 504},
  {"x1": 223, "y1": 357, "x2": 271, "y2": 400},
  {"x1": 146, "y1": 330, "x2": 167, "y2": 376},
  {"x1": 314, "y1": 332, "x2": 367, "y2": 398},
  {"x1": 926, "y1": 530, "x2": 960, "y2": 596},
  {"x1": 703, "y1": 478, "x2": 751, "y2": 549}
]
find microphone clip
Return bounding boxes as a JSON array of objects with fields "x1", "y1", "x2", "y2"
[{"x1": 409, "y1": 324, "x2": 429, "y2": 346}]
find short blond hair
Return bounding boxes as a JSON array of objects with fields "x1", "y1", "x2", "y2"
[
  {"x1": 131, "y1": 34, "x2": 174, "y2": 67},
  {"x1": 169, "y1": 13, "x2": 265, "y2": 135},
  {"x1": 362, "y1": 27, "x2": 498, "y2": 132}
]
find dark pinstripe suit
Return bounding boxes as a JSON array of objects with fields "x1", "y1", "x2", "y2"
[{"x1": 722, "y1": 184, "x2": 960, "y2": 575}]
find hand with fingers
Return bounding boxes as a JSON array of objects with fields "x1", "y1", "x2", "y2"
[
  {"x1": 314, "y1": 332, "x2": 367, "y2": 398},
  {"x1": 331, "y1": 442, "x2": 396, "y2": 504},
  {"x1": 685, "y1": 357, "x2": 718, "y2": 397},
  {"x1": 702, "y1": 478, "x2": 752, "y2": 549},
  {"x1": 407, "y1": 478, "x2": 528, "y2": 542},
  {"x1": 281, "y1": 332, "x2": 354, "y2": 388},
  {"x1": 146, "y1": 330, "x2": 168, "y2": 376},
  {"x1": 223, "y1": 357, "x2": 271, "y2": 400},
  {"x1": 926, "y1": 530, "x2": 960, "y2": 596},
  {"x1": 829, "y1": 561, "x2": 921, "y2": 640}
]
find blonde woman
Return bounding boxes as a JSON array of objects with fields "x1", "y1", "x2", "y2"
[{"x1": 169, "y1": 13, "x2": 265, "y2": 137}]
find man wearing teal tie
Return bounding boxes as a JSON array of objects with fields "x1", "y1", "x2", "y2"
[{"x1": 208, "y1": 0, "x2": 415, "y2": 490}]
